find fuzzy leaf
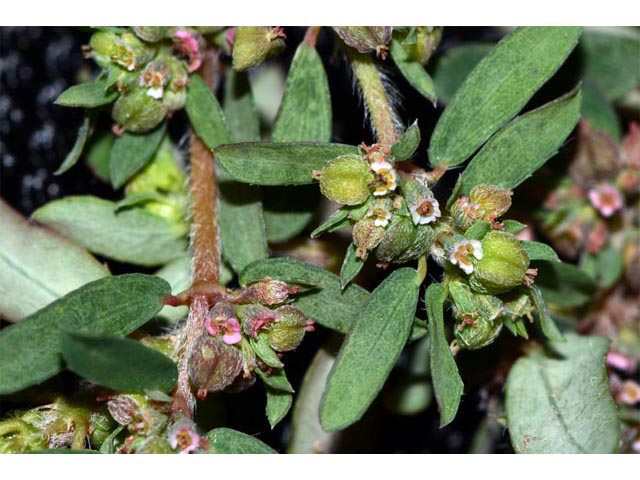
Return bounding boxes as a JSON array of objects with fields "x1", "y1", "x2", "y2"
[
  {"x1": 340, "y1": 243, "x2": 365, "y2": 289},
  {"x1": 464, "y1": 221, "x2": 491, "y2": 240},
  {"x1": 429, "y1": 27, "x2": 581, "y2": 167},
  {"x1": 581, "y1": 246, "x2": 624, "y2": 289},
  {"x1": 55, "y1": 116, "x2": 92, "y2": 175},
  {"x1": 582, "y1": 80, "x2": 621, "y2": 141},
  {"x1": 320, "y1": 268, "x2": 419, "y2": 432},
  {"x1": 32, "y1": 196, "x2": 187, "y2": 267},
  {"x1": 390, "y1": 39, "x2": 437, "y2": 103},
  {"x1": 534, "y1": 261, "x2": 597, "y2": 308},
  {"x1": 530, "y1": 285, "x2": 564, "y2": 342},
  {"x1": 223, "y1": 69, "x2": 261, "y2": 142},
  {"x1": 109, "y1": 122, "x2": 166, "y2": 189},
  {"x1": 250, "y1": 335, "x2": 284, "y2": 369},
  {"x1": 310, "y1": 208, "x2": 349, "y2": 238},
  {"x1": 456, "y1": 87, "x2": 582, "y2": 196},
  {"x1": 390, "y1": 121, "x2": 421, "y2": 162},
  {"x1": 522, "y1": 241, "x2": 560, "y2": 263},
  {"x1": 55, "y1": 80, "x2": 117, "y2": 108},
  {"x1": 85, "y1": 133, "x2": 113, "y2": 183},
  {"x1": 0, "y1": 200, "x2": 109, "y2": 323},
  {"x1": 506, "y1": 333, "x2": 620, "y2": 453},
  {"x1": 61, "y1": 332, "x2": 177, "y2": 392},
  {"x1": 426, "y1": 283, "x2": 463, "y2": 427},
  {"x1": 186, "y1": 75, "x2": 233, "y2": 149},
  {"x1": 580, "y1": 27, "x2": 640, "y2": 101},
  {"x1": 266, "y1": 387, "x2": 292, "y2": 429},
  {"x1": 216, "y1": 142, "x2": 359, "y2": 186},
  {"x1": 502, "y1": 219, "x2": 527, "y2": 235},
  {"x1": 206, "y1": 428, "x2": 276, "y2": 454},
  {"x1": 0, "y1": 274, "x2": 170, "y2": 395},
  {"x1": 433, "y1": 43, "x2": 494, "y2": 104},
  {"x1": 256, "y1": 367, "x2": 294, "y2": 393}
]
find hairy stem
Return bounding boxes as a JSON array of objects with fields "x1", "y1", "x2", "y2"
[
  {"x1": 304, "y1": 26, "x2": 321, "y2": 47},
  {"x1": 172, "y1": 50, "x2": 220, "y2": 420},
  {"x1": 346, "y1": 48, "x2": 400, "y2": 147}
]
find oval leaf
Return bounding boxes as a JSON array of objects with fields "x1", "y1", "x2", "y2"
[
  {"x1": 223, "y1": 69, "x2": 260, "y2": 142},
  {"x1": 0, "y1": 274, "x2": 170, "y2": 395},
  {"x1": 55, "y1": 116, "x2": 93, "y2": 175},
  {"x1": 340, "y1": 243, "x2": 365, "y2": 289},
  {"x1": 506, "y1": 333, "x2": 620, "y2": 453},
  {"x1": 390, "y1": 121, "x2": 421, "y2": 162},
  {"x1": 390, "y1": 39, "x2": 437, "y2": 103},
  {"x1": 186, "y1": 75, "x2": 232, "y2": 149},
  {"x1": 206, "y1": 428, "x2": 276, "y2": 454},
  {"x1": 456, "y1": 87, "x2": 582, "y2": 196},
  {"x1": 433, "y1": 43, "x2": 494, "y2": 104},
  {"x1": 529, "y1": 285, "x2": 564, "y2": 342},
  {"x1": 216, "y1": 142, "x2": 359, "y2": 186},
  {"x1": 0, "y1": 200, "x2": 109, "y2": 323},
  {"x1": 426, "y1": 282, "x2": 463, "y2": 427},
  {"x1": 61, "y1": 332, "x2": 177, "y2": 392},
  {"x1": 522, "y1": 241, "x2": 560, "y2": 263},
  {"x1": 32, "y1": 196, "x2": 187, "y2": 267},
  {"x1": 55, "y1": 80, "x2": 117, "y2": 108},
  {"x1": 534, "y1": 261, "x2": 596, "y2": 308},
  {"x1": 429, "y1": 27, "x2": 581, "y2": 167},
  {"x1": 320, "y1": 268, "x2": 420, "y2": 432},
  {"x1": 266, "y1": 387, "x2": 293, "y2": 429},
  {"x1": 109, "y1": 122, "x2": 166, "y2": 189}
]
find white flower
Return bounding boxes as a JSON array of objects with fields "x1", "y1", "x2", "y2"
[
  {"x1": 370, "y1": 161, "x2": 397, "y2": 196},
  {"x1": 449, "y1": 239, "x2": 483, "y2": 274},
  {"x1": 146, "y1": 86, "x2": 164, "y2": 99},
  {"x1": 409, "y1": 196, "x2": 441, "y2": 225},
  {"x1": 368, "y1": 207, "x2": 392, "y2": 227}
]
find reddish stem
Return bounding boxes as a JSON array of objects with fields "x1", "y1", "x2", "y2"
[{"x1": 304, "y1": 26, "x2": 321, "y2": 47}]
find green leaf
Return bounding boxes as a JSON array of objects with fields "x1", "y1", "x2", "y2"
[
  {"x1": 240, "y1": 257, "x2": 370, "y2": 334},
  {"x1": 502, "y1": 219, "x2": 527, "y2": 235},
  {"x1": 219, "y1": 182, "x2": 268, "y2": 274},
  {"x1": 390, "y1": 39, "x2": 437, "y2": 103},
  {"x1": 250, "y1": 335, "x2": 283, "y2": 369},
  {"x1": 390, "y1": 121, "x2": 421, "y2": 162},
  {"x1": 54, "y1": 116, "x2": 92, "y2": 175},
  {"x1": 534, "y1": 261, "x2": 597, "y2": 308},
  {"x1": 464, "y1": 221, "x2": 491, "y2": 240},
  {"x1": 288, "y1": 341, "x2": 339, "y2": 453},
  {"x1": 61, "y1": 332, "x2": 177, "y2": 392},
  {"x1": 32, "y1": 196, "x2": 187, "y2": 267},
  {"x1": 223, "y1": 69, "x2": 261, "y2": 142},
  {"x1": 426, "y1": 283, "x2": 463, "y2": 427},
  {"x1": 109, "y1": 122, "x2": 166, "y2": 189},
  {"x1": 0, "y1": 274, "x2": 170, "y2": 395},
  {"x1": 529, "y1": 285, "x2": 564, "y2": 342},
  {"x1": 580, "y1": 27, "x2": 640, "y2": 101},
  {"x1": 262, "y1": 186, "x2": 320, "y2": 243},
  {"x1": 522, "y1": 241, "x2": 560, "y2": 263},
  {"x1": 266, "y1": 387, "x2": 292, "y2": 429},
  {"x1": 216, "y1": 142, "x2": 359, "y2": 186},
  {"x1": 433, "y1": 43, "x2": 494, "y2": 104},
  {"x1": 0, "y1": 200, "x2": 109, "y2": 323},
  {"x1": 582, "y1": 80, "x2": 621, "y2": 141},
  {"x1": 98, "y1": 425, "x2": 125, "y2": 454},
  {"x1": 55, "y1": 80, "x2": 117, "y2": 108},
  {"x1": 310, "y1": 208, "x2": 349, "y2": 238},
  {"x1": 206, "y1": 428, "x2": 276, "y2": 454},
  {"x1": 429, "y1": 27, "x2": 581, "y2": 167},
  {"x1": 85, "y1": 133, "x2": 113, "y2": 183},
  {"x1": 340, "y1": 243, "x2": 365, "y2": 289},
  {"x1": 506, "y1": 333, "x2": 620, "y2": 453},
  {"x1": 186, "y1": 75, "x2": 233, "y2": 149},
  {"x1": 256, "y1": 367, "x2": 294, "y2": 393},
  {"x1": 583, "y1": 246, "x2": 624, "y2": 289},
  {"x1": 320, "y1": 268, "x2": 419, "y2": 432},
  {"x1": 455, "y1": 87, "x2": 582, "y2": 196}
]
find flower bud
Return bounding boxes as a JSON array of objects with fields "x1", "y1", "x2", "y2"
[
  {"x1": 319, "y1": 154, "x2": 373, "y2": 206},
  {"x1": 500, "y1": 289, "x2": 534, "y2": 320},
  {"x1": 112, "y1": 87, "x2": 168, "y2": 133},
  {"x1": 236, "y1": 303, "x2": 278, "y2": 338},
  {"x1": 450, "y1": 196, "x2": 481, "y2": 230},
  {"x1": 449, "y1": 279, "x2": 503, "y2": 350},
  {"x1": 117, "y1": 32, "x2": 156, "y2": 71},
  {"x1": 353, "y1": 217, "x2": 386, "y2": 258},
  {"x1": 240, "y1": 278, "x2": 299, "y2": 305},
  {"x1": 89, "y1": 31, "x2": 120, "y2": 68},
  {"x1": 232, "y1": 26, "x2": 286, "y2": 71},
  {"x1": 133, "y1": 26, "x2": 169, "y2": 43},
  {"x1": 469, "y1": 184, "x2": 512, "y2": 220},
  {"x1": 188, "y1": 335, "x2": 244, "y2": 393},
  {"x1": 162, "y1": 56, "x2": 189, "y2": 111},
  {"x1": 267, "y1": 305, "x2": 313, "y2": 352},
  {"x1": 375, "y1": 214, "x2": 435, "y2": 264},
  {"x1": 404, "y1": 27, "x2": 442, "y2": 65},
  {"x1": 469, "y1": 231, "x2": 530, "y2": 294},
  {"x1": 138, "y1": 60, "x2": 169, "y2": 100},
  {"x1": 333, "y1": 27, "x2": 392, "y2": 58}
]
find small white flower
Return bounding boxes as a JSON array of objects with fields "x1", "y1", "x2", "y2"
[
  {"x1": 146, "y1": 86, "x2": 164, "y2": 99},
  {"x1": 449, "y1": 239, "x2": 483, "y2": 274},
  {"x1": 409, "y1": 196, "x2": 441, "y2": 225},
  {"x1": 368, "y1": 207, "x2": 392, "y2": 227},
  {"x1": 370, "y1": 161, "x2": 397, "y2": 196}
]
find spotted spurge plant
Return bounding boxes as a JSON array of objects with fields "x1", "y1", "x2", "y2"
[{"x1": 1, "y1": 26, "x2": 638, "y2": 454}]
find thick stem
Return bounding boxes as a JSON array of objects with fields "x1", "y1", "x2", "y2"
[
  {"x1": 304, "y1": 26, "x2": 321, "y2": 47},
  {"x1": 346, "y1": 48, "x2": 399, "y2": 147},
  {"x1": 172, "y1": 50, "x2": 221, "y2": 420}
]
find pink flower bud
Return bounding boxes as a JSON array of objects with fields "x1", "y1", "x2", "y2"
[{"x1": 588, "y1": 183, "x2": 623, "y2": 217}]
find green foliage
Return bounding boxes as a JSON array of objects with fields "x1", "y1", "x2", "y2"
[
  {"x1": 266, "y1": 388, "x2": 293, "y2": 429},
  {"x1": 534, "y1": 261, "x2": 597, "y2": 308},
  {"x1": 0, "y1": 275, "x2": 169, "y2": 394},
  {"x1": 522, "y1": 241, "x2": 561, "y2": 263},
  {"x1": 339, "y1": 243, "x2": 365, "y2": 289},
  {"x1": 506, "y1": 334, "x2": 620, "y2": 453},
  {"x1": 390, "y1": 121, "x2": 421, "y2": 161},
  {"x1": 390, "y1": 39, "x2": 437, "y2": 103},
  {"x1": 186, "y1": 75, "x2": 233, "y2": 149},
  {"x1": 433, "y1": 43, "x2": 494, "y2": 103},
  {"x1": 54, "y1": 116, "x2": 93, "y2": 175},
  {"x1": 206, "y1": 428, "x2": 276, "y2": 454},
  {"x1": 55, "y1": 80, "x2": 117, "y2": 108}
]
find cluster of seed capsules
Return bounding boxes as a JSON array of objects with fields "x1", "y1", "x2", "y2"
[{"x1": 313, "y1": 144, "x2": 538, "y2": 350}]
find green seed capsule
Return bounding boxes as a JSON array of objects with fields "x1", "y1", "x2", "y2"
[
  {"x1": 319, "y1": 154, "x2": 373, "y2": 206},
  {"x1": 375, "y1": 214, "x2": 434, "y2": 264},
  {"x1": 232, "y1": 26, "x2": 285, "y2": 71},
  {"x1": 267, "y1": 305, "x2": 311, "y2": 352},
  {"x1": 89, "y1": 31, "x2": 120, "y2": 68},
  {"x1": 333, "y1": 27, "x2": 392, "y2": 57},
  {"x1": 405, "y1": 27, "x2": 442, "y2": 65},
  {"x1": 469, "y1": 231, "x2": 530, "y2": 294},
  {"x1": 133, "y1": 26, "x2": 168, "y2": 43},
  {"x1": 112, "y1": 87, "x2": 168, "y2": 133},
  {"x1": 353, "y1": 217, "x2": 386, "y2": 256},
  {"x1": 469, "y1": 184, "x2": 513, "y2": 220}
]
